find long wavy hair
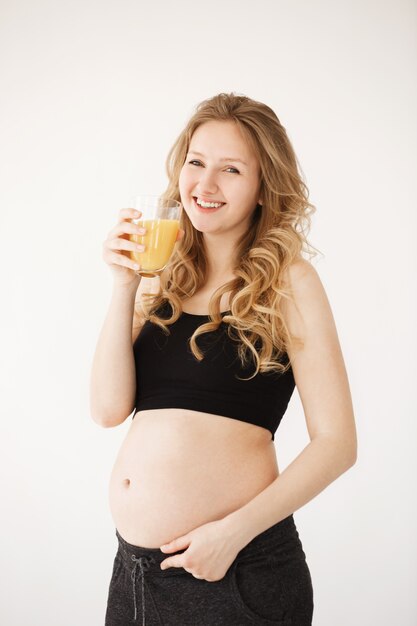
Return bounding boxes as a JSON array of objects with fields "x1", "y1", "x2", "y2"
[{"x1": 137, "y1": 92, "x2": 320, "y2": 379}]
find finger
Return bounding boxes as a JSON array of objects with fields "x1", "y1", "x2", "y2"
[
  {"x1": 118, "y1": 208, "x2": 142, "y2": 222},
  {"x1": 160, "y1": 555, "x2": 184, "y2": 570},
  {"x1": 104, "y1": 249, "x2": 140, "y2": 271},
  {"x1": 109, "y1": 220, "x2": 145, "y2": 239},
  {"x1": 107, "y1": 237, "x2": 145, "y2": 254},
  {"x1": 160, "y1": 536, "x2": 190, "y2": 553}
]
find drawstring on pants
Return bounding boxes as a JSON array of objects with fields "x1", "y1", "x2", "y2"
[{"x1": 131, "y1": 554, "x2": 163, "y2": 625}]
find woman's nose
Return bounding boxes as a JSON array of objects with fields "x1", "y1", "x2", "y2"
[{"x1": 197, "y1": 169, "x2": 218, "y2": 194}]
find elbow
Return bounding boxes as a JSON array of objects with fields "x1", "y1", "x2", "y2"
[
  {"x1": 338, "y1": 424, "x2": 358, "y2": 470},
  {"x1": 349, "y1": 445, "x2": 358, "y2": 468},
  {"x1": 342, "y1": 439, "x2": 358, "y2": 471},
  {"x1": 348, "y1": 429, "x2": 358, "y2": 467},
  {"x1": 90, "y1": 411, "x2": 113, "y2": 428},
  {"x1": 91, "y1": 414, "x2": 127, "y2": 429},
  {"x1": 90, "y1": 406, "x2": 135, "y2": 428},
  {"x1": 318, "y1": 433, "x2": 358, "y2": 473},
  {"x1": 345, "y1": 451, "x2": 357, "y2": 471}
]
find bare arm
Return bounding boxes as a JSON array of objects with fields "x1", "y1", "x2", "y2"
[
  {"x1": 89, "y1": 281, "x2": 142, "y2": 427},
  {"x1": 90, "y1": 205, "x2": 183, "y2": 428},
  {"x1": 221, "y1": 259, "x2": 358, "y2": 545}
]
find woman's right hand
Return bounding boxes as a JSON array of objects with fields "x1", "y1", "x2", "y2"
[
  {"x1": 102, "y1": 209, "x2": 146, "y2": 287},
  {"x1": 102, "y1": 208, "x2": 185, "y2": 287}
]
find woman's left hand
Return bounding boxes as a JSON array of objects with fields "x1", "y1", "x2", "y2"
[{"x1": 159, "y1": 518, "x2": 243, "y2": 582}]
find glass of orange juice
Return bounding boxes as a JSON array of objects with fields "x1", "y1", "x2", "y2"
[{"x1": 128, "y1": 195, "x2": 182, "y2": 277}]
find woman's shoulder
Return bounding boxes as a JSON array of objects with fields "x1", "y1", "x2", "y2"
[
  {"x1": 282, "y1": 256, "x2": 318, "y2": 287},
  {"x1": 280, "y1": 256, "x2": 328, "y2": 341}
]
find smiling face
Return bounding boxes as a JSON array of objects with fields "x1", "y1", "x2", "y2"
[{"x1": 178, "y1": 120, "x2": 262, "y2": 237}]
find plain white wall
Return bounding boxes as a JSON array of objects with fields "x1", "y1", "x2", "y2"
[{"x1": 1, "y1": 0, "x2": 416, "y2": 624}]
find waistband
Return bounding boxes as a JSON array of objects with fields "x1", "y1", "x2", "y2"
[
  {"x1": 115, "y1": 528, "x2": 188, "y2": 625},
  {"x1": 114, "y1": 514, "x2": 297, "y2": 624},
  {"x1": 115, "y1": 528, "x2": 187, "y2": 576},
  {"x1": 236, "y1": 513, "x2": 297, "y2": 559},
  {"x1": 116, "y1": 513, "x2": 296, "y2": 573}
]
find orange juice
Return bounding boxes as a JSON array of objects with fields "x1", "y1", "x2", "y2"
[{"x1": 130, "y1": 218, "x2": 179, "y2": 274}]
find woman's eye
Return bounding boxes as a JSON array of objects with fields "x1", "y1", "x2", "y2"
[{"x1": 187, "y1": 160, "x2": 239, "y2": 174}]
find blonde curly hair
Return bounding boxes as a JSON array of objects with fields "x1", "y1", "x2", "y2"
[{"x1": 137, "y1": 92, "x2": 320, "y2": 379}]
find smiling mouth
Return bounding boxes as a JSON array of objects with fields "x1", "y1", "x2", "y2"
[{"x1": 193, "y1": 197, "x2": 226, "y2": 210}]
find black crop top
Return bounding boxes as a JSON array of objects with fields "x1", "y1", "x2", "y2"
[{"x1": 132, "y1": 301, "x2": 296, "y2": 440}]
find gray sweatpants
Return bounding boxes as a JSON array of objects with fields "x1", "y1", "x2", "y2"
[{"x1": 105, "y1": 514, "x2": 313, "y2": 625}]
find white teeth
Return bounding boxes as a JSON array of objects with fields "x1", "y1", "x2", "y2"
[{"x1": 196, "y1": 197, "x2": 224, "y2": 208}]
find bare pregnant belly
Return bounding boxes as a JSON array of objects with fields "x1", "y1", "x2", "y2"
[{"x1": 108, "y1": 408, "x2": 279, "y2": 548}]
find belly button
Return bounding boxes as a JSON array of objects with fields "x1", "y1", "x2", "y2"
[{"x1": 122, "y1": 478, "x2": 131, "y2": 487}]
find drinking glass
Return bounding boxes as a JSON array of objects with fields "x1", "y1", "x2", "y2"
[{"x1": 128, "y1": 195, "x2": 182, "y2": 277}]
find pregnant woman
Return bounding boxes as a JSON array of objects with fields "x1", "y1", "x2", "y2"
[{"x1": 90, "y1": 92, "x2": 357, "y2": 626}]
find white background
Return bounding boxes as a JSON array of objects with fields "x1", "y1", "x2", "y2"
[{"x1": 1, "y1": 1, "x2": 416, "y2": 624}]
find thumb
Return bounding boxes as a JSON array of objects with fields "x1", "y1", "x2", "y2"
[{"x1": 160, "y1": 535, "x2": 190, "y2": 553}]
